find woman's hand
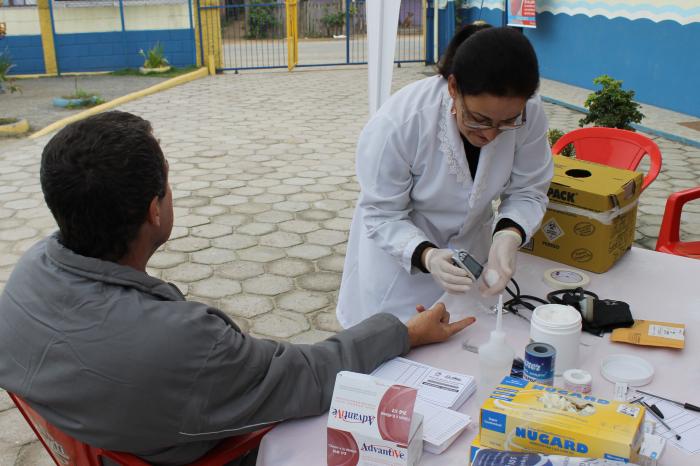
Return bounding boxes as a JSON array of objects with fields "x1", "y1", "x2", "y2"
[
  {"x1": 424, "y1": 248, "x2": 473, "y2": 294},
  {"x1": 406, "y1": 303, "x2": 476, "y2": 348},
  {"x1": 481, "y1": 229, "x2": 521, "y2": 295}
]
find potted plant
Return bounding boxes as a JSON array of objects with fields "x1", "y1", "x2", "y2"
[
  {"x1": 52, "y1": 77, "x2": 105, "y2": 108},
  {"x1": 579, "y1": 75, "x2": 644, "y2": 130},
  {"x1": 139, "y1": 42, "x2": 171, "y2": 74},
  {"x1": 0, "y1": 49, "x2": 29, "y2": 136}
]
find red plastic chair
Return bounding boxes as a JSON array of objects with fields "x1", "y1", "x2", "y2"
[
  {"x1": 655, "y1": 187, "x2": 700, "y2": 259},
  {"x1": 551, "y1": 127, "x2": 662, "y2": 192},
  {"x1": 9, "y1": 392, "x2": 275, "y2": 466}
]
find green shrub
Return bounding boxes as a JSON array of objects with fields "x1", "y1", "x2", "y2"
[
  {"x1": 548, "y1": 128, "x2": 575, "y2": 157},
  {"x1": 320, "y1": 8, "x2": 345, "y2": 37},
  {"x1": 0, "y1": 49, "x2": 20, "y2": 94},
  {"x1": 247, "y1": 1, "x2": 279, "y2": 39},
  {"x1": 139, "y1": 42, "x2": 169, "y2": 69},
  {"x1": 579, "y1": 75, "x2": 644, "y2": 130}
]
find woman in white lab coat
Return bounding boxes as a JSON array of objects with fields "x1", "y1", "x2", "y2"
[{"x1": 336, "y1": 25, "x2": 553, "y2": 328}]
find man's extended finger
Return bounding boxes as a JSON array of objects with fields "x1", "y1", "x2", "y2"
[
  {"x1": 428, "y1": 302, "x2": 446, "y2": 314},
  {"x1": 447, "y1": 316, "x2": 476, "y2": 335},
  {"x1": 415, "y1": 304, "x2": 426, "y2": 313}
]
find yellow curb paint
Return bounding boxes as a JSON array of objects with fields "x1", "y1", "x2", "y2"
[
  {"x1": 30, "y1": 67, "x2": 209, "y2": 140},
  {"x1": 37, "y1": 0, "x2": 58, "y2": 76},
  {"x1": 0, "y1": 119, "x2": 30, "y2": 136}
]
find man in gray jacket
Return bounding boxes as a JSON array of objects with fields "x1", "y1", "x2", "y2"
[{"x1": 0, "y1": 112, "x2": 475, "y2": 465}]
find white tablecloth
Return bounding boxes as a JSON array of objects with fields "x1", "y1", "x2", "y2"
[{"x1": 257, "y1": 248, "x2": 700, "y2": 465}]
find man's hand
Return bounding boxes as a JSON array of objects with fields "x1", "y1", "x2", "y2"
[{"x1": 406, "y1": 303, "x2": 476, "y2": 348}]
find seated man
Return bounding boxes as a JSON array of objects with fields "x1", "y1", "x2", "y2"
[{"x1": 0, "y1": 111, "x2": 475, "y2": 465}]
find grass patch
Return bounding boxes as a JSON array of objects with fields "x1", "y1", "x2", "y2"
[{"x1": 110, "y1": 65, "x2": 199, "y2": 78}]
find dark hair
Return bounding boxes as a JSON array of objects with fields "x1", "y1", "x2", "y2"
[
  {"x1": 40, "y1": 111, "x2": 166, "y2": 261},
  {"x1": 437, "y1": 25, "x2": 540, "y2": 99}
]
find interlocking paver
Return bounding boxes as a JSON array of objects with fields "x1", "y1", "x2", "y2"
[
  {"x1": 191, "y1": 223, "x2": 233, "y2": 239},
  {"x1": 277, "y1": 291, "x2": 329, "y2": 314},
  {"x1": 218, "y1": 260, "x2": 265, "y2": 280},
  {"x1": 298, "y1": 209, "x2": 335, "y2": 221},
  {"x1": 220, "y1": 294, "x2": 274, "y2": 319},
  {"x1": 148, "y1": 251, "x2": 187, "y2": 269},
  {"x1": 161, "y1": 262, "x2": 214, "y2": 282},
  {"x1": 0, "y1": 409, "x2": 38, "y2": 445},
  {"x1": 314, "y1": 311, "x2": 344, "y2": 333},
  {"x1": 243, "y1": 275, "x2": 293, "y2": 296},
  {"x1": 211, "y1": 234, "x2": 257, "y2": 250},
  {"x1": 251, "y1": 311, "x2": 310, "y2": 338},
  {"x1": 236, "y1": 222, "x2": 276, "y2": 236},
  {"x1": 306, "y1": 229, "x2": 347, "y2": 246},
  {"x1": 191, "y1": 248, "x2": 237, "y2": 265},
  {"x1": 267, "y1": 258, "x2": 313, "y2": 277},
  {"x1": 237, "y1": 246, "x2": 286, "y2": 263},
  {"x1": 286, "y1": 244, "x2": 332, "y2": 260},
  {"x1": 2, "y1": 63, "x2": 699, "y2": 464},
  {"x1": 190, "y1": 277, "x2": 241, "y2": 299},
  {"x1": 259, "y1": 231, "x2": 303, "y2": 248},
  {"x1": 297, "y1": 272, "x2": 341, "y2": 292}
]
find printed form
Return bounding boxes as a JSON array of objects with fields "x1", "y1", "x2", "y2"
[
  {"x1": 640, "y1": 394, "x2": 700, "y2": 455},
  {"x1": 372, "y1": 357, "x2": 476, "y2": 454},
  {"x1": 372, "y1": 357, "x2": 475, "y2": 409}
]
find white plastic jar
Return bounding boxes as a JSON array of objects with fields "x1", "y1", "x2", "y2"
[{"x1": 530, "y1": 304, "x2": 582, "y2": 375}]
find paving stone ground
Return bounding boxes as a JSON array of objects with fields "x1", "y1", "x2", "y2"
[
  {"x1": 0, "y1": 64, "x2": 698, "y2": 464},
  {"x1": 1, "y1": 74, "x2": 170, "y2": 133}
]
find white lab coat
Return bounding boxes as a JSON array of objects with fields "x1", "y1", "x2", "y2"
[{"x1": 336, "y1": 76, "x2": 553, "y2": 328}]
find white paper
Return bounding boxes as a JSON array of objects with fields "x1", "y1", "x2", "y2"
[
  {"x1": 414, "y1": 399, "x2": 470, "y2": 450},
  {"x1": 372, "y1": 357, "x2": 475, "y2": 409},
  {"x1": 366, "y1": 0, "x2": 401, "y2": 115},
  {"x1": 648, "y1": 324, "x2": 685, "y2": 341},
  {"x1": 639, "y1": 394, "x2": 700, "y2": 454}
]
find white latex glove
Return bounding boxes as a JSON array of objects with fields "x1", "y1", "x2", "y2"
[
  {"x1": 424, "y1": 248, "x2": 473, "y2": 294},
  {"x1": 481, "y1": 229, "x2": 522, "y2": 296}
]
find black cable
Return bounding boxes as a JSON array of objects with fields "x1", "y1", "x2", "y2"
[{"x1": 501, "y1": 277, "x2": 548, "y2": 321}]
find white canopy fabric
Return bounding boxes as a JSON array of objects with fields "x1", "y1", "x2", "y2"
[{"x1": 366, "y1": 0, "x2": 402, "y2": 116}]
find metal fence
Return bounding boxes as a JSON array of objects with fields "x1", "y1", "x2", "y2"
[
  {"x1": 199, "y1": 0, "x2": 425, "y2": 72},
  {"x1": 208, "y1": 1, "x2": 289, "y2": 71}
]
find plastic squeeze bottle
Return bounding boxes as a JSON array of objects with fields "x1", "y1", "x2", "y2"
[{"x1": 478, "y1": 294, "x2": 515, "y2": 394}]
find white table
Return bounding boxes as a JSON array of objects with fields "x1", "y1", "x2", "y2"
[{"x1": 257, "y1": 248, "x2": 700, "y2": 465}]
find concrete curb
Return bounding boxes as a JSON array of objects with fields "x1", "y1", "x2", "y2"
[
  {"x1": 541, "y1": 95, "x2": 700, "y2": 149},
  {"x1": 0, "y1": 118, "x2": 30, "y2": 136},
  {"x1": 30, "y1": 67, "x2": 210, "y2": 140}
]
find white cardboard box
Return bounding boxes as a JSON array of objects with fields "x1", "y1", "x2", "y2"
[{"x1": 327, "y1": 371, "x2": 423, "y2": 466}]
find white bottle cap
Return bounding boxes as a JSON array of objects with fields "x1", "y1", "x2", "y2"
[{"x1": 600, "y1": 354, "x2": 655, "y2": 386}]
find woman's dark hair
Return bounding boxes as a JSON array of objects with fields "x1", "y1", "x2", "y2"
[
  {"x1": 40, "y1": 111, "x2": 166, "y2": 261},
  {"x1": 437, "y1": 25, "x2": 540, "y2": 99}
]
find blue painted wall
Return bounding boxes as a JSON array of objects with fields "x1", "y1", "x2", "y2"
[
  {"x1": 54, "y1": 29, "x2": 196, "y2": 73},
  {"x1": 2, "y1": 35, "x2": 45, "y2": 75},
  {"x1": 461, "y1": 7, "x2": 700, "y2": 118}
]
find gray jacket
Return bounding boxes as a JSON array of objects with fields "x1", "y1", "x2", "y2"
[{"x1": 0, "y1": 235, "x2": 410, "y2": 465}]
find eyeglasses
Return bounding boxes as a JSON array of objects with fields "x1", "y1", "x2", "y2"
[{"x1": 457, "y1": 100, "x2": 527, "y2": 131}]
